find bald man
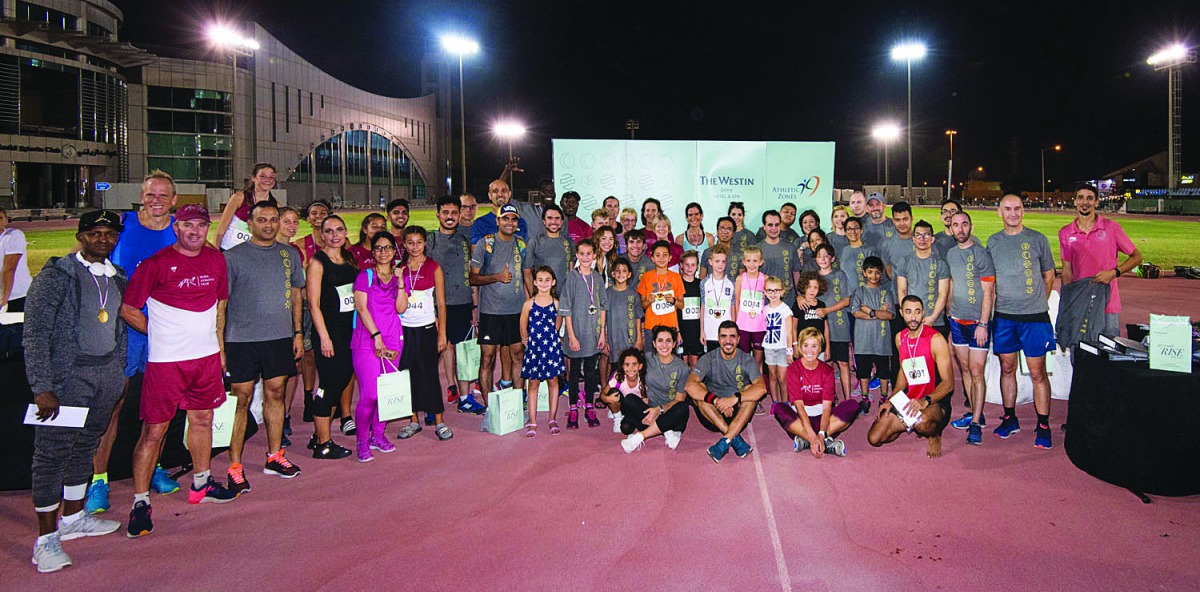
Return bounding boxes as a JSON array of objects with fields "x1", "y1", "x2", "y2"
[{"x1": 470, "y1": 180, "x2": 529, "y2": 245}]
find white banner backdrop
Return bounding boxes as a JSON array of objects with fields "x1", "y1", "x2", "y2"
[{"x1": 553, "y1": 140, "x2": 836, "y2": 233}]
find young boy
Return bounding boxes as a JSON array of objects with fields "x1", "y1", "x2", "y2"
[
  {"x1": 561, "y1": 240, "x2": 608, "y2": 428},
  {"x1": 591, "y1": 208, "x2": 611, "y2": 231},
  {"x1": 637, "y1": 241, "x2": 684, "y2": 348},
  {"x1": 700, "y1": 244, "x2": 735, "y2": 352},
  {"x1": 849, "y1": 256, "x2": 894, "y2": 415},
  {"x1": 677, "y1": 251, "x2": 704, "y2": 366},
  {"x1": 624, "y1": 232, "x2": 654, "y2": 288},
  {"x1": 815, "y1": 244, "x2": 854, "y2": 399},
  {"x1": 761, "y1": 275, "x2": 795, "y2": 403}
]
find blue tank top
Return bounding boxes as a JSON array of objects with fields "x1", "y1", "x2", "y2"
[{"x1": 111, "y1": 211, "x2": 176, "y2": 280}]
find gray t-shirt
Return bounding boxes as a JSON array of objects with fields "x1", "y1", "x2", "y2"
[
  {"x1": 606, "y1": 284, "x2": 643, "y2": 361},
  {"x1": 849, "y1": 284, "x2": 894, "y2": 355},
  {"x1": 934, "y1": 231, "x2": 957, "y2": 259},
  {"x1": 223, "y1": 240, "x2": 305, "y2": 343},
  {"x1": 560, "y1": 269, "x2": 607, "y2": 358},
  {"x1": 897, "y1": 252, "x2": 950, "y2": 326},
  {"x1": 822, "y1": 268, "x2": 853, "y2": 342},
  {"x1": 471, "y1": 234, "x2": 533, "y2": 315},
  {"x1": 691, "y1": 348, "x2": 761, "y2": 398},
  {"x1": 862, "y1": 217, "x2": 897, "y2": 247},
  {"x1": 528, "y1": 233, "x2": 574, "y2": 286},
  {"x1": 75, "y1": 259, "x2": 121, "y2": 356},
  {"x1": 879, "y1": 235, "x2": 914, "y2": 273},
  {"x1": 986, "y1": 228, "x2": 1055, "y2": 316},
  {"x1": 627, "y1": 255, "x2": 656, "y2": 289},
  {"x1": 731, "y1": 228, "x2": 757, "y2": 254},
  {"x1": 426, "y1": 228, "x2": 472, "y2": 305},
  {"x1": 757, "y1": 238, "x2": 800, "y2": 302},
  {"x1": 645, "y1": 354, "x2": 690, "y2": 407},
  {"x1": 839, "y1": 243, "x2": 880, "y2": 292},
  {"x1": 514, "y1": 201, "x2": 545, "y2": 239},
  {"x1": 702, "y1": 243, "x2": 745, "y2": 280},
  {"x1": 756, "y1": 226, "x2": 801, "y2": 246},
  {"x1": 945, "y1": 241, "x2": 995, "y2": 322}
]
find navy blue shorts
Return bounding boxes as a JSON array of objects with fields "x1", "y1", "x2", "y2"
[{"x1": 949, "y1": 318, "x2": 991, "y2": 351}]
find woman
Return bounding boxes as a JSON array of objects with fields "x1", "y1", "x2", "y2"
[
  {"x1": 216, "y1": 163, "x2": 278, "y2": 250},
  {"x1": 676, "y1": 202, "x2": 714, "y2": 254},
  {"x1": 727, "y1": 202, "x2": 756, "y2": 253},
  {"x1": 277, "y1": 206, "x2": 306, "y2": 442},
  {"x1": 650, "y1": 215, "x2": 684, "y2": 270},
  {"x1": 797, "y1": 210, "x2": 822, "y2": 266},
  {"x1": 305, "y1": 215, "x2": 358, "y2": 459},
  {"x1": 0, "y1": 207, "x2": 33, "y2": 312},
  {"x1": 604, "y1": 326, "x2": 691, "y2": 452},
  {"x1": 395, "y1": 226, "x2": 453, "y2": 441},
  {"x1": 350, "y1": 231, "x2": 409, "y2": 461},
  {"x1": 301, "y1": 200, "x2": 331, "y2": 262},
  {"x1": 592, "y1": 225, "x2": 618, "y2": 287},
  {"x1": 828, "y1": 205, "x2": 851, "y2": 254},
  {"x1": 772, "y1": 327, "x2": 858, "y2": 457},
  {"x1": 348, "y1": 213, "x2": 387, "y2": 269},
  {"x1": 616, "y1": 207, "x2": 639, "y2": 254}
]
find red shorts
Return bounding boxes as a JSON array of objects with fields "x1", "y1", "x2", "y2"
[{"x1": 141, "y1": 353, "x2": 226, "y2": 424}]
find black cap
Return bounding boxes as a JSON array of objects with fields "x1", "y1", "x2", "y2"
[{"x1": 78, "y1": 210, "x2": 123, "y2": 232}]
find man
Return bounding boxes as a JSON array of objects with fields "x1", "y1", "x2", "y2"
[
  {"x1": 561, "y1": 191, "x2": 593, "y2": 243},
  {"x1": 756, "y1": 210, "x2": 801, "y2": 303},
  {"x1": 703, "y1": 216, "x2": 743, "y2": 279},
  {"x1": 1059, "y1": 184, "x2": 1142, "y2": 337},
  {"x1": 470, "y1": 204, "x2": 532, "y2": 404},
  {"x1": 458, "y1": 192, "x2": 480, "y2": 236},
  {"x1": 624, "y1": 232, "x2": 655, "y2": 287},
  {"x1": 756, "y1": 202, "x2": 801, "y2": 245},
  {"x1": 427, "y1": 196, "x2": 486, "y2": 414},
  {"x1": 944, "y1": 211, "x2": 996, "y2": 445},
  {"x1": 25, "y1": 211, "x2": 127, "y2": 572},
  {"x1": 895, "y1": 220, "x2": 950, "y2": 339},
  {"x1": 866, "y1": 296, "x2": 954, "y2": 458},
  {"x1": 516, "y1": 178, "x2": 556, "y2": 239},
  {"x1": 840, "y1": 217, "x2": 880, "y2": 291},
  {"x1": 879, "y1": 201, "x2": 915, "y2": 282},
  {"x1": 987, "y1": 195, "x2": 1057, "y2": 449},
  {"x1": 526, "y1": 204, "x2": 574, "y2": 293},
  {"x1": 934, "y1": 199, "x2": 961, "y2": 258},
  {"x1": 218, "y1": 201, "x2": 304, "y2": 495},
  {"x1": 470, "y1": 179, "x2": 528, "y2": 245},
  {"x1": 862, "y1": 192, "x2": 897, "y2": 248},
  {"x1": 848, "y1": 191, "x2": 869, "y2": 219},
  {"x1": 603, "y1": 196, "x2": 621, "y2": 223},
  {"x1": 84, "y1": 171, "x2": 182, "y2": 515},
  {"x1": 122, "y1": 204, "x2": 239, "y2": 538},
  {"x1": 386, "y1": 198, "x2": 410, "y2": 242},
  {"x1": 686, "y1": 321, "x2": 768, "y2": 462}
]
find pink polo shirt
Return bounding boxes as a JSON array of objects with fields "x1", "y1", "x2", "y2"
[{"x1": 1058, "y1": 216, "x2": 1135, "y2": 313}]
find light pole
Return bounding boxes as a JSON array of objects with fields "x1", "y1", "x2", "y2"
[
  {"x1": 872, "y1": 122, "x2": 901, "y2": 187},
  {"x1": 209, "y1": 25, "x2": 259, "y2": 190},
  {"x1": 945, "y1": 129, "x2": 957, "y2": 199},
  {"x1": 492, "y1": 121, "x2": 526, "y2": 186},
  {"x1": 891, "y1": 41, "x2": 926, "y2": 197},
  {"x1": 441, "y1": 34, "x2": 480, "y2": 195},
  {"x1": 626, "y1": 119, "x2": 640, "y2": 139},
  {"x1": 1148, "y1": 43, "x2": 1196, "y2": 192},
  {"x1": 1041, "y1": 144, "x2": 1061, "y2": 202}
]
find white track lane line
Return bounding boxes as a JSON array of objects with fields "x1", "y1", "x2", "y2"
[{"x1": 748, "y1": 424, "x2": 792, "y2": 592}]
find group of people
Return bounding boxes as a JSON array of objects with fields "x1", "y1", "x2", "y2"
[{"x1": 23, "y1": 164, "x2": 1141, "y2": 573}]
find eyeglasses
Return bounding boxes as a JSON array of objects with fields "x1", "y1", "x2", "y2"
[
  {"x1": 940, "y1": 209, "x2": 958, "y2": 214},
  {"x1": 372, "y1": 245, "x2": 395, "y2": 252},
  {"x1": 765, "y1": 288, "x2": 783, "y2": 293},
  {"x1": 913, "y1": 233, "x2": 933, "y2": 239}
]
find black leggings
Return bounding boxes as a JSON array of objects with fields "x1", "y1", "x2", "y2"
[
  {"x1": 566, "y1": 354, "x2": 599, "y2": 406},
  {"x1": 619, "y1": 396, "x2": 690, "y2": 435},
  {"x1": 311, "y1": 335, "x2": 353, "y2": 418}
]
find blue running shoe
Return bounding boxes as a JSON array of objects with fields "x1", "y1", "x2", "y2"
[
  {"x1": 951, "y1": 412, "x2": 974, "y2": 430},
  {"x1": 868, "y1": 377, "x2": 881, "y2": 391},
  {"x1": 730, "y1": 434, "x2": 753, "y2": 458},
  {"x1": 457, "y1": 393, "x2": 486, "y2": 415},
  {"x1": 126, "y1": 501, "x2": 153, "y2": 538},
  {"x1": 1034, "y1": 424, "x2": 1053, "y2": 449},
  {"x1": 967, "y1": 422, "x2": 983, "y2": 446},
  {"x1": 150, "y1": 466, "x2": 180, "y2": 495},
  {"x1": 993, "y1": 416, "x2": 1021, "y2": 439},
  {"x1": 495, "y1": 379, "x2": 514, "y2": 391},
  {"x1": 84, "y1": 480, "x2": 110, "y2": 514},
  {"x1": 707, "y1": 438, "x2": 731, "y2": 463}
]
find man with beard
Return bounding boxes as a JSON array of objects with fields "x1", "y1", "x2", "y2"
[
  {"x1": 862, "y1": 192, "x2": 897, "y2": 248},
  {"x1": 944, "y1": 211, "x2": 995, "y2": 446},
  {"x1": 1058, "y1": 184, "x2": 1141, "y2": 337},
  {"x1": 428, "y1": 196, "x2": 486, "y2": 414},
  {"x1": 561, "y1": 191, "x2": 593, "y2": 243},
  {"x1": 471, "y1": 179, "x2": 529, "y2": 244}
]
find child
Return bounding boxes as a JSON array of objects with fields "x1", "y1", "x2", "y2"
[
  {"x1": 699, "y1": 244, "x2": 735, "y2": 352},
  {"x1": 562, "y1": 240, "x2": 608, "y2": 428},
  {"x1": 761, "y1": 275, "x2": 794, "y2": 403},
  {"x1": 606, "y1": 257, "x2": 644, "y2": 393},
  {"x1": 624, "y1": 232, "x2": 654, "y2": 288},
  {"x1": 732, "y1": 246, "x2": 767, "y2": 368},
  {"x1": 792, "y1": 271, "x2": 831, "y2": 359},
  {"x1": 591, "y1": 208, "x2": 611, "y2": 231},
  {"x1": 650, "y1": 214, "x2": 684, "y2": 270},
  {"x1": 814, "y1": 244, "x2": 854, "y2": 401},
  {"x1": 677, "y1": 251, "x2": 704, "y2": 366},
  {"x1": 849, "y1": 256, "x2": 894, "y2": 415},
  {"x1": 519, "y1": 266, "x2": 565, "y2": 436},
  {"x1": 637, "y1": 241, "x2": 685, "y2": 349},
  {"x1": 599, "y1": 347, "x2": 646, "y2": 435}
]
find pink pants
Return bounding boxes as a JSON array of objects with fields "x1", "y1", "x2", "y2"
[{"x1": 351, "y1": 349, "x2": 391, "y2": 447}]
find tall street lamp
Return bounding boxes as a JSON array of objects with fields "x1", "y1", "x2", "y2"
[
  {"x1": 945, "y1": 129, "x2": 957, "y2": 199},
  {"x1": 872, "y1": 122, "x2": 901, "y2": 186},
  {"x1": 209, "y1": 25, "x2": 259, "y2": 190},
  {"x1": 891, "y1": 41, "x2": 926, "y2": 197},
  {"x1": 492, "y1": 121, "x2": 526, "y2": 185},
  {"x1": 1041, "y1": 144, "x2": 1061, "y2": 202},
  {"x1": 1148, "y1": 43, "x2": 1196, "y2": 192},
  {"x1": 441, "y1": 34, "x2": 479, "y2": 194}
]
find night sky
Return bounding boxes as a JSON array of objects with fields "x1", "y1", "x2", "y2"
[{"x1": 116, "y1": 0, "x2": 1200, "y2": 195}]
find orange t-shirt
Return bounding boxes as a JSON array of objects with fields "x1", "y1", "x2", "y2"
[{"x1": 637, "y1": 268, "x2": 685, "y2": 330}]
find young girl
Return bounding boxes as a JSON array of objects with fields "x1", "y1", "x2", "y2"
[
  {"x1": 676, "y1": 202, "x2": 714, "y2": 254},
  {"x1": 677, "y1": 251, "x2": 704, "y2": 366},
  {"x1": 761, "y1": 276, "x2": 795, "y2": 404},
  {"x1": 732, "y1": 246, "x2": 766, "y2": 366},
  {"x1": 592, "y1": 225, "x2": 618, "y2": 287},
  {"x1": 562, "y1": 240, "x2": 608, "y2": 429},
  {"x1": 599, "y1": 348, "x2": 646, "y2": 437},
  {"x1": 348, "y1": 213, "x2": 387, "y2": 269},
  {"x1": 520, "y1": 267, "x2": 565, "y2": 436},
  {"x1": 801, "y1": 228, "x2": 827, "y2": 272},
  {"x1": 792, "y1": 271, "x2": 831, "y2": 360},
  {"x1": 815, "y1": 244, "x2": 854, "y2": 400},
  {"x1": 699, "y1": 244, "x2": 735, "y2": 352},
  {"x1": 395, "y1": 227, "x2": 452, "y2": 441},
  {"x1": 604, "y1": 258, "x2": 643, "y2": 396}
]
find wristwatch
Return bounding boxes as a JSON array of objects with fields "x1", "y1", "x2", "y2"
[
  {"x1": 869, "y1": 310, "x2": 876, "y2": 319},
  {"x1": 921, "y1": 395, "x2": 933, "y2": 405},
  {"x1": 1114, "y1": 267, "x2": 1122, "y2": 277}
]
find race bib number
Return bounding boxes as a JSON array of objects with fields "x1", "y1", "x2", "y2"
[
  {"x1": 740, "y1": 291, "x2": 763, "y2": 315},
  {"x1": 221, "y1": 218, "x2": 252, "y2": 250},
  {"x1": 651, "y1": 291, "x2": 674, "y2": 316},
  {"x1": 335, "y1": 283, "x2": 355, "y2": 313},
  {"x1": 901, "y1": 356, "x2": 931, "y2": 386},
  {"x1": 409, "y1": 288, "x2": 431, "y2": 312},
  {"x1": 682, "y1": 297, "x2": 701, "y2": 320}
]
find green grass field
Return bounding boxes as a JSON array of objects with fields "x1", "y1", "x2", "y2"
[{"x1": 16, "y1": 206, "x2": 1198, "y2": 276}]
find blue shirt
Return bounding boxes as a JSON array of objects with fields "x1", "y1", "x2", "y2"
[{"x1": 469, "y1": 210, "x2": 528, "y2": 245}]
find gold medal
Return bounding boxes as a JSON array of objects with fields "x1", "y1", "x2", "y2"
[{"x1": 98, "y1": 309, "x2": 109, "y2": 323}]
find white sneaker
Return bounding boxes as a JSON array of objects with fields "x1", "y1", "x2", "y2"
[
  {"x1": 620, "y1": 432, "x2": 644, "y2": 454},
  {"x1": 58, "y1": 514, "x2": 120, "y2": 541},
  {"x1": 32, "y1": 532, "x2": 72, "y2": 573},
  {"x1": 612, "y1": 412, "x2": 624, "y2": 433},
  {"x1": 663, "y1": 430, "x2": 682, "y2": 450}
]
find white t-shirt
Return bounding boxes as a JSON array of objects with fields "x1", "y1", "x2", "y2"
[
  {"x1": 0, "y1": 228, "x2": 33, "y2": 302},
  {"x1": 701, "y1": 276, "x2": 734, "y2": 339},
  {"x1": 761, "y1": 302, "x2": 793, "y2": 350}
]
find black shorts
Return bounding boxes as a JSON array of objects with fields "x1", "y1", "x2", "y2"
[
  {"x1": 446, "y1": 303, "x2": 475, "y2": 344},
  {"x1": 691, "y1": 398, "x2": 752, "y2": 433},
  {"x1": 679, "y1": 338, "x2": 705, "y2": 357},
  {"x1": 854, "y1": 354, "x2": 890, "y2": 380},
  {"x1": 478, "y1": 313, "x2": 521, "y2": 347},
  {"x1": 225, "y1": 338, "x2": 297, "y2": 384},
  {"x1": 830, "y1": 341, "x2": 851, "y2": 363}
]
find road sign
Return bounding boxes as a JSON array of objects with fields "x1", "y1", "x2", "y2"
[{"x1": 95, "y1": 182, "x2": 111, "y2": 191}]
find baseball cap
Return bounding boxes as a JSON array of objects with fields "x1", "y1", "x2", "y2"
[
  {"x1": 498, "y1": 204, "x2": 520, "y2": 218},
  {"x1": 175, "y1": 203, "x2": 211, "y2": 223},
  {"x1": 78, "y1": 210, "x2": 124, "y2": 232},
  {"x1": 866, "y1": 192, "x2": 884, "y2": 204}
]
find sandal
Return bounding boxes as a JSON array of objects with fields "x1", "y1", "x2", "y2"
[
  {"x1": 397, "y1": 423, "x2": 422, "y2": 440},
  {"x1": 436, "y1": 424, "x2": 454, "y2": 441},
  {"x1": 524, "y1": 422, "x2": 537, "y2": 438},
  {"x1": 548, "y1": 420, "x2": 561, "y2": 435}
]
